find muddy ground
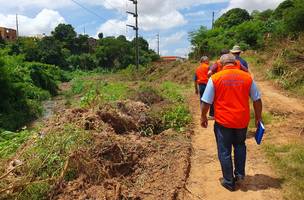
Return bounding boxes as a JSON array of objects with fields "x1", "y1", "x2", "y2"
[
  {"x1": 0, "y1": 91, "x2": 192, "y2": 200},
  {"x1": 45, "y1": 99, "x2": 192, "y2": 200}
]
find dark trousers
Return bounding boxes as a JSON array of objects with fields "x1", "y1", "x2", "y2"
[
  {"x1": 198, "y1": 84, "x2": 213, "y2": 117},
  {"x1": 198, "y1": 84, "x2": 207, "y2": 103},
  {"x1": 214, "y1": 122, "x2": 247, "y2": 186},
  {"x1": 209, "y1": 104, "x2": 214, "y2": 117}
]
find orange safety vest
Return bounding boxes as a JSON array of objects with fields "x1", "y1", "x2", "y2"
[
  {"x1": 211, "y1": 65, "x2": 253, "y2": 129},
  {"x1": 196, "y1": 63, "x2": 209, "y2": 84},
  {"x1": 215, "y1": 60, "x2": 241, "y2": 73}
]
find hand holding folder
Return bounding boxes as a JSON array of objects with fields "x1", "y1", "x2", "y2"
[{"x1": 255, "y1": 121, "x2": 265, "y2": 145}]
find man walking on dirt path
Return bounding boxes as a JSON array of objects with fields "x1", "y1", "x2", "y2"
[
  {"x1": 194, "y1": 56, "x2": 210, "y2": 104},
  {"x1": 200, "y1": 54, "x2": 263, "y2": 192},
  {"x1": 231, "y1": 45, "x2": 249, "y2": 72}
]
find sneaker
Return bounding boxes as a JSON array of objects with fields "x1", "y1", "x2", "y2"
[
  {"x1": 220, "y1": 179, "x2": 236, "y2": 192},
  {"x1": 234, "y1": 176, "x2": 245, "y2": 185}
]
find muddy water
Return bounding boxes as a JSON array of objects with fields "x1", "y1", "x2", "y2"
[
  {"x1": 32, "y1": 82, "x2": 71, "y2": 126},
  {"x1": 42, "y1": 100, "x2": 56, "y2": 120}
]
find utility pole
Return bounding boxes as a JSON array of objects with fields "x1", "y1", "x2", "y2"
[
  {"x1": 126, "y1": 0, "x2": 139, "y2": 69},
  {"x1": 212, "y1": 11, "x2": 215, "y2": 29},
  {"x1": 83, "y1": 26, "x2": 86, "y2": 35},
  {"x1": 157, "y1": 34, "x2": 160, "y2": 56},
  {"x1": 16, "y1": 14, "x2": 19, "y2": 38}
]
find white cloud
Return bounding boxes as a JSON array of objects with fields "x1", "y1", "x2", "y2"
[
  {"x1": 224, "y1": 0, "x2": 284, "y2": 12},
  {"x1": 147, "y1": 31, "x2": 188, "y2": 56},
  {"x1": 95, "y1": 0, "x2": 228, "y2": 32},
  {"x1": 185, "y1": 11, "x2": 207, "y2": 17},
  {"x1": 0, "y1": 9, "x2": 65, "y2": 36},
  {"x1": 0, "y1": 0, "x2": 229, "y2": 34},
  {"x1": 175, "y1": 47, "x2": 191, "y2": 57},
  {"x1": 96, "y1": 19, "x2": 129, "y2": 38},
  {"x1": 161, "y1": 49, "x2": 169, "y2": 56},
  {"x1": 0, "y1": 0, "x2": 72, "y2": 12},
  {"x1": 161, "y1": 31, "x2": 187, "y2": 47}
]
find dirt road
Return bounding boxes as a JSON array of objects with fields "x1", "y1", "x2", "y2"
[{"x1": 182, "y1": 77, "x2": 304, "y2": 200}]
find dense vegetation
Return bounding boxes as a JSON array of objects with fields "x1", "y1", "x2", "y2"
[
  {"x1": 0, "y1": 24, "x2": 159, "y2": 131},
  {"x1": 189, "y1": 0, "x2": 304, "y2": 58},
  {"x1": 0, "y1": 50, "x2": 68, "y2": 130}
]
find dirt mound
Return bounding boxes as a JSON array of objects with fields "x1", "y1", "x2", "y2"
[
  {"x1": 51, "y1": 132, "x2": 191, "y2": 200},
  {"x1": 145, "y1": 61, "x2": 197, "y2": 84},
  {"x1": 2, "y1": 98, "x2": 191, "y2": 199},
  {"x1": 42, "y1": 100, "x2": 156, "y2": 135},
  {"x1": 132, "y1": 88, "x2": 164, "y2": 106}
]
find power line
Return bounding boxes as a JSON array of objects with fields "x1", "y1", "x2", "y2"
[
  {"x1": 102, "y1": 0, "x2": 122, "y2": 13},
  {"x1": 70, "y1": 0, "x2": 105, "y2": 21},
  {"x1": 70, "y1": 0, "x2": 119, "y2": 28},
  {"x1": 70, "y1": 0, "x2": 129, "y2": 35}
]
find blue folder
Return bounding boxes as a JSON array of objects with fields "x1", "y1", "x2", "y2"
[{"x1": 255, "y1": 121, "x2": 265, "y2": 145}]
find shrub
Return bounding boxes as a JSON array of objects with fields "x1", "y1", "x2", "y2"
[
  {"x1": 162, "y1": 105, "x2": 191, "y2": 131},
  {"x1": 30, "y1": 65, "x2": 59, "y2": 96}
]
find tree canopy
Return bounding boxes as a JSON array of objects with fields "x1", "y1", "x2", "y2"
[
  {"x1": 189, "y1": 0, "x2": 304, "y2": 59},
  {"x1": 214, "y1": 8, "x2": 251, "y2": 29}
]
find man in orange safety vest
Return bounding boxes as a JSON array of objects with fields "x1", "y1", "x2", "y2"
[
  {"x1": 200, "y1": 54, "x2": 263, "y2": 191},
  {"x1": 194, "y1": 56, "x2": 210, "y2": 104}
]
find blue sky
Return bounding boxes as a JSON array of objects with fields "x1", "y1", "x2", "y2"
[{"x1": 0, "y1": 0, "x2": 284, "y2": 56}]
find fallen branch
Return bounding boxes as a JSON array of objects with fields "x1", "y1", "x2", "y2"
[
  {"x1": 114, "y1": 183, "x2": 121, "y2": 200},
  {"x1": 0, "y1": 177, "x2": 56, "y2": 194},
  {"x1": 0, "y1": 164, "x2": 23, "y2": 180}
]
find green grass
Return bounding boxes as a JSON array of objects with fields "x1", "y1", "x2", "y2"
[
  {"x1": 157, "y1": 82, "x2": 191, "y2": 132},
  {"x1": 162, "y1": 105, "x2": 191, "y2": 132},
  {"x1": 66, "y1": 70, "x2": 132, "y2": 107},
  {"x1": 249, "y1": 109, "x2": 273, "y2": 129},
  {"x1": 0, "y1": 124, "x2": 92, "y2": 200},
  {"x1": 0, "y1": 130, "x2": 32, "y2": 159},
  {"x1": 71, "y1": 78, "x2": 87, "y2": 95},
  {"x1": 99, "y1": 82, "x2": 130, "y2": 102},
  {"x1": 160, "y1": 81, "x2": 185, "y2": 103},
  {"x1": 264, "y1": 143, "x2": 304, "y2": 200},
  {"x1": 80, "y1": 82, "x2": 131, "y2": 107}
]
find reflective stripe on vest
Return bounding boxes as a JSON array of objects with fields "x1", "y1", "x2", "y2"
[
  {"x1": 196, "y1": 63, "x2": 209, "y2": 84},
  {"x1": 211, "y1": 65, "x2": 253, "y2": 128}
]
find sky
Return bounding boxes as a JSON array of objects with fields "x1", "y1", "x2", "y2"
[{"x1": 0, "y1": 0, "x2": 284, "y2": 57}]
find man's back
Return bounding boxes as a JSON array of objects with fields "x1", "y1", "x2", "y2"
[
  {"x1": 195, "y1": 63, "x2": 209, "y2": 84},
  {"x1": 211, "y1": 65, "x2": 252, "y2": 128}
]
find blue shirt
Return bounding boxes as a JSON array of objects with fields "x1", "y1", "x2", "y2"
[
  {"x1": 235, "y1": 56, "x2": 249, "y2": 70},
  {"x1": 202, "y1": 79, "x2": 261, "y2": 104}
]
